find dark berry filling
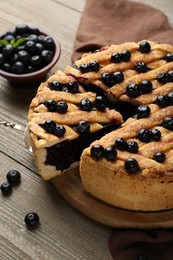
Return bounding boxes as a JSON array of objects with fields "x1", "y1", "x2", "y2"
[
  {"x1": 153, "y1": 152, "x2": 166, "y2": 163},
  {"x1": 125, "y1": 158, "x2": 140, "y2": 173},
  {"x1": 136, "y1": 105, "x2": 151, "y2": 118},
  {"x1": 45, "y1": 124, "x2": 118, "y2": 171},
  {"x1": 139, "y1": 41, "x2": 151, "y2": 53}
]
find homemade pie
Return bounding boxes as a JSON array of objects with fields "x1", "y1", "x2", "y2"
[{"x1": 28, "y1": 40, "x2": 173, "y2": 211}]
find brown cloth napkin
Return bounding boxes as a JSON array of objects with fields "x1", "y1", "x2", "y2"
[
  {"x1": 71, "y1": 0, "x2": 173, "y2": 259},
  {"x1": 72, "y1": 0, "x2": 173, "y2": 62},
  {"x1": 109, "y1": 229, "x2": 173, "y2": 260}
]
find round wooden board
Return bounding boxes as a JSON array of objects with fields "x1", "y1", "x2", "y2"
[
  {"x1": 52, "y1": 167, "x2": 173, "y2": 229},
  {"x1": 25, "y1": 128, "x2": 173, "y2": 229}
]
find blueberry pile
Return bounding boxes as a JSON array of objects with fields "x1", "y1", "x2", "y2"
[
  {"x1": 0, "y1": 24, "x2": 55, "y2": 74},
  {"x1": 0, "y1": 170, "x2": 21, "y2": 195}
]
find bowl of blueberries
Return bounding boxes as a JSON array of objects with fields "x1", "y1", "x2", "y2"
[{"x1": 0, "y1": 24, "x2": 61, "y2": 86}]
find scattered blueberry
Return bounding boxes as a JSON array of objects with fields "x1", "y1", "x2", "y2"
[
  {"x1": 112, "y1": 71, "x2": 124, "y2": 84},
  {"x1": 111, "y1": 52, "x2": 121, "y2": 63},
  {"x1": 6, "y1": 170, "x2": 21, "y2": 185},
  {"x1": 161, "y1": 117, "x2": 173, "y2": 131},
  {"x1": 68, "y1": 81, "x2": 79, "y2": 93},
  {"x1": 138, "y1": 128, "x2": 151, "y2": 143},
  {"x1": 53, "y1": 125, "x2": 66, "y2": 137},
  {"x1": 157, "y1": 73, "x2": 169, "y2": 84},
  {"x1": 165, "y1": 53, "x2": 173, "y2": 62},
  {"x1": 42, "y1": 120, "x2": 56, "y2": 133},
  {"x1": 49, "y1": 80, "x2": 62, "y2": 91},
  {"x1": 156, "y1": 95, "x2": 169, "y2": 107},
  {"x1": 101, "y1": 72, "x2": 113, "y2": 87},
  {"x1": 79, "y1": 64, "x2": 90, "y2": 73},
  {"x1": 121, "y1": 50, "x2": 131, "y2": 61},
  {"x1": 89, "y1": 61, "x2": 100, "y2": 71},
  {"x1": 0, "y1": 182, "x2": 12, "y2": 195},
  {"x1": 168, "y1": 92, "x2": 173, "y2": 105},
  {"x1": 45, "y1": 100, "x2": 57, "y2": 112},
  {"x1": 24, "y1": 212, "x2": 40, "y2": 229}
]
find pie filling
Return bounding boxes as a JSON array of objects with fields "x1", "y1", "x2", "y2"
[{"x1": 45, "y1": 123, "x2": 118, "y2": 171}]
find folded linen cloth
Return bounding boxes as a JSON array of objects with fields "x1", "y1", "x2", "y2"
[
  {"x1": 71, "y1": 0, "x2": 173, "y2": 62},
  {"x1": 71, "y1": 0, "x2": 173, "y2": 259}
]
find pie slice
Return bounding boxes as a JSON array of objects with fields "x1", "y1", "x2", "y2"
[{"x1": 28, "y1": 70, "x2": 122, "y2": 180}]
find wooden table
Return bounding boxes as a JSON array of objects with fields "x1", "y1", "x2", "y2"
[{"x1": 0, "y1": 1, "x2": 173, "y2": 259}]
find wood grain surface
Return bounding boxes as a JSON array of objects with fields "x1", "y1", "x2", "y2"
[{"x1": 0, "y1": 0, "x2": 173, "y2": 259}]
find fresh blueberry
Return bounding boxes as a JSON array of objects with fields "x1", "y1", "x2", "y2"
[
  {"x1": 17, "y1": 50, "x2": 30, "y2": 64},
  {"x1": 2, "y1": 44, "x2": 14, "y2": 58},
  {"x1": 11, "y1": 61, "x2": 24, "y2": 74},
  {"x1": 115, "y1": 138, "x2": 128, "y2": 150},
  {"x1": 0, "y1": 182, "x2": 12, "y2": 195},
  {"x1": 28, "y1": 34, "x2": 38, "y2": 42},
  {"x1": 25, "y1": 40, "x2": 37, "y2": 53},
  {"x1": 2, "y1": 63, "x2": 11, "y2": 72},
  {"x1": 6, "y1": 170, "x2": 21, "y2": 185},
  {"x1": 153, "y1": 152, "x2": 166, "y2": 163},
  {"x1": 30, "y1": 55, "x2": 42, "y2": 68},
  {"x1": 79, "y1": 64, "x2": 90, "y2": 73},
  {"x1": 125, "y1": 158, "x2": 140, "y2": 173},
  {"x1": 104, "y1": 146, "x2": 117, "y2": 161},
  {"x1": 165, "y1": 53, "x2": 173, "y2": 62},
  {"x1": 135, "y1": 62, "x2": 149, "y2": 73},
  {"x1": 101, "y1": 73, "x2": 113, "y2": 87},
  {"x1": 139, "y1": 41, "x2": 151, "y2": 53},
  {"x1": 126, "y1": 83, "x2": 142, "y2": 98},
  {"x1": 76, "y1": 121, "x2": 90, "y2": 134},
  {"x1": 79, "y1": 98, "x2": 93, "y2": 111},
  {"x1": 127, "y1": 141, "x2": 138, "y2": 153},
  {"x1": 41, "y1": 50, "x2": 53, "y2": 64},
  {"x1": 157, "y1": 73, "x2": 169, "y2": 84},
  {"x1": 90, "y1": 144, "x2": 104, "y2": 160},
  {"x1": 89, "y1": 61, "x2": 100, "y2": 71},
  {"x1": 36, "y1": 42, "x2": 45, "y2": 53},
  {"x1": 24, "y1": 212, "x2": 40, "y2": 229},
  {"x1": 138, "y1": 128, "x2": 151, "y2": 143},
  {"x1": 112, "y1": 71, "x2": 124, "y2": 84},
  {"x1": 150, "y1": 128, "x2": 161, "y2": 141},
  {"x1": 156, "y1": 95, "x2": 169, "y2": 107},
  {"x1": 121, "y1": 50, "x2": 131, "y2": 61},
  {"x1": 45, "y1": 100, "x2": 57, "y2": 112},
  {"x1": 111, "y1": 52, "x2": 121, "y2": 63},
  {"x1": 94, "y1": 95, "x2": 107, "y2": 111},
  {"x1": 42, "y1": 120, "x2": 56, "y2": 133},
  {"x1": 68, "y1": 81, "x2": 79, "y2": 93},
  {"x1": 56, "y1": 101, "x2": 68, "y2": 114},
  {"x1": 140, "y1": 80, "x2": 153, "y2": 94},
  {"x1": 161, "y1": 117, "x2": 173, "y2": 131},
  {"x1": 53, "y1": 125, "x2": 66, "y2": 137},
  {"x1": 43, "y1": 36, "x2": 55, "y2": 50},
  {"x1": 136, "y1": 105, "x2": 151, "y2": 118},
  {"x1": 15, "y1": 24, "x2": 29, "y2": 35},
  {"x1": 168, "y1": 92, "x2": 173, "y2": 105},
  {"x1": 0, "y1": 53, "x2": 5, "y2": 66},
  {"x1": 49, "y1": 80, "x2": 62, "y2": 91}
]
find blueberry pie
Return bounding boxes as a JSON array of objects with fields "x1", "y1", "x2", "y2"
[{"x1": 29, "y1": 40, "x2": 173, "y2": 211}]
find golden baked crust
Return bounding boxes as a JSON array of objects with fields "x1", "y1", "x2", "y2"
[{"x1": 28, "y1": 70, "x2": 122, "y2": 180}]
